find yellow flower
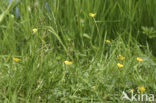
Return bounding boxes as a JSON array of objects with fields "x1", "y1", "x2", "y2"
[
  {"x1": 138, "y1": 86, "x2": 145, "y2": 93},
  {"x1": 117, "y1": 55, "x2": 125, "y2": 61},
  {"x1": 92, "y1": 86, "x2": 96, "y2": 89},
  {"x1": 136, "y1": 57, "x2": 143, "y2": 62},
  {"x1": 89, "y1": 13, "x2": 96, "y2": 18},
  {"x1": 105, "y1": 40, "x2": 111, "y2": 43},
  {"x1": 13, "y1": 57, "x2": 20, "y2": 62},
  {"x1": 64, "y1": 61, "x2": 72, "y2": 65},
  {"x1": 130, "y1": 89, "x2": 134, "y2": 93},
  {"x1": 33, "y1": 28, "x2": 38, "y2": 33},
  {"x1": 117, "y1": 63, "x2": 124, "y2": 68}
]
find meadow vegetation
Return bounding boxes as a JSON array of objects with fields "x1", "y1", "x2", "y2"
[{"x1": 0, "y1": 0, "x2": 156, "y2": 102}]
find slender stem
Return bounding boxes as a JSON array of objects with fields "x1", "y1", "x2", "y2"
[
  {"x1": 93, "y1": 17, "x2": 101, "y2": 58},
  {"x1": 93, "y1": 18, "x2": 101, "y2": 46}
]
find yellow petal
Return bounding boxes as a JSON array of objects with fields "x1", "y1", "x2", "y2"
[
  {"x1": 130, "y1": 89, "x2": 134, "y2": 93},
  {"x1": 136, "y1": 57, "x2": 143, "y2": 62},
  {"x1": 117, "y1": 63, "x2": 124, "y2": 68},
  {"x1": 92, "y1": 86, "x2": 96, "y2": 89},
  {"x1": 89, "y1": 13, "x2": 96, "y2": 18},
  {"x1": 117, "y1": 55, "x2": 125, "y2": 61},
  {"x1": 64, "y1": 61, "x2": 72, "y2": 65},
  {"x1": 33, "y1": 28, "x2": 38, "y2": 33},
  {"x1": 105, "y1": 40, "x2": 111, "y2": 43},
  {"x1": 13, "y1": 57, "x2": 20, "y2": 62},
  {"x1": 138, "y1": 86, "x2": 145, "y2": 93}
]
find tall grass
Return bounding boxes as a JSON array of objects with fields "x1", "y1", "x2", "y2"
[{"x1": 0, "y1": 0, "x2": 155, "y2": 102}]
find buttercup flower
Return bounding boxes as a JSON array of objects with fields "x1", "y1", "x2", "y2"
[
  {"x1": 64, "y1": 61, "x2": 72, "y2": 65},
  {"x1": 136, "y1": 57, "x2": 143, "y2": 62},
  {"x1": 117, "y1": 63, "x2": 123, "y2": 68},
  {"x1": 92, "y1": 86, "x2": 96, "y2": 89},
  {"x1": 117, "y1": 55, "x2": 125, "y2": 61},
  {"x1": 33, "y1": 28, "x2": 38, "y2": 33},
  {"x1": 89, "y1": 13, "x2": 96, "y2": 18},
  {"x1": 105, "y1": 40, "x2": 111, "y2": 43},
  {"x1": 138, "y1": 86, "x2": 145, "y2": 93},
  {"x1": 13, "y1": 57, "x2": 20, "y2": 62},
  {"x1": 130, "y1": 89, "x2": 134, "y2": 93}
]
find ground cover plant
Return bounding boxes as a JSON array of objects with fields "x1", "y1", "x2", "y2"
[{"x1": 0, "y1": 0, "x2": 156, "y2": 102}]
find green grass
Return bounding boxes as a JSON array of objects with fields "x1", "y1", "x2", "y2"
[{"x1": 0, "y1": 0, "x2": 156, "y2": 102}]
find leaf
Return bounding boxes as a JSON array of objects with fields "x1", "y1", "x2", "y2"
[
  {"x1": 141, "y1": 26, "x2": 156, "y2": 38},
  {"x1": 83, "y1": 33, "x2": 91, "y2": 40}
]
